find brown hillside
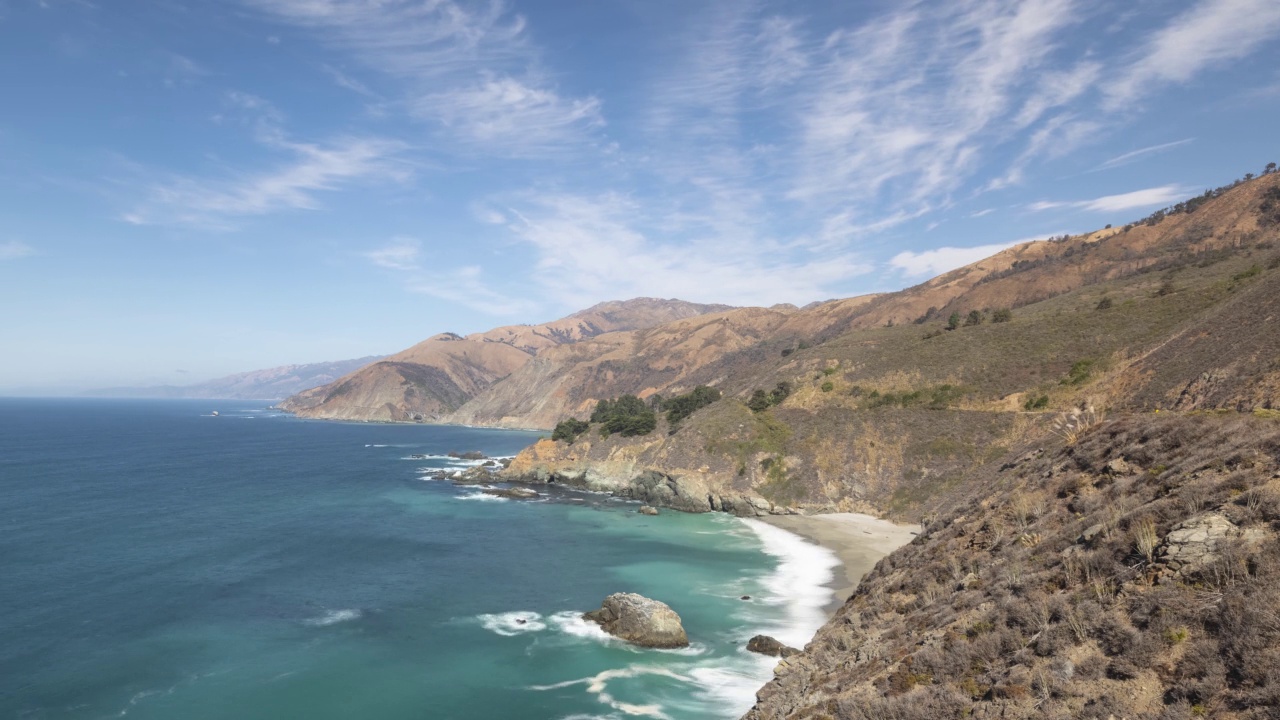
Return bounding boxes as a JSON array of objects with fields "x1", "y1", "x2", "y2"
[{"x1": 279, "y1": 298, "x2": 732, "y2": 421}]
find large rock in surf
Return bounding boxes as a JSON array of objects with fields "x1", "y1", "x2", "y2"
[
  {"x1": 583, "y1": 593, "x2": 688, "y2": 648},
  {"x1": 746, "y1": 634, "x2": 799, "y2": 657}
]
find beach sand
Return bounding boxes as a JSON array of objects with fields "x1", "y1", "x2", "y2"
[{"x1": 760, "y1": 513, "x2": 921, "y2": 613}]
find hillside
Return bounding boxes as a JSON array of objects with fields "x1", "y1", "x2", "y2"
[
  {"x1": 87, "y1": 355, "x2": 383, "y2": 400},
  {"x1": 491, "y1": 168, "x2": 1280, "y2": 718},
  {"x1": 278, "y1": 298, "x2": 733, "y2": 422}
]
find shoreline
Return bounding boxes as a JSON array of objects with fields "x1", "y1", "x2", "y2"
[{"x1": 758, "y1": 513, "x2": 921, "y2": 615}]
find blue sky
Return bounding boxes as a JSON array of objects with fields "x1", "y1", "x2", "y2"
[{"x1": 2, "y1": 0, "x2": 1279, "y2": 392}]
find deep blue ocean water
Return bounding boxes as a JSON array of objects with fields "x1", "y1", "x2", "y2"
[{"x1": 0, "y1": 399, "x2": 837, "y2": 720}]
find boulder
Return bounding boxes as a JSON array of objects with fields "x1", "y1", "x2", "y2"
[
  {"x1": 1105, "y1": 458, "x2": 1133, "y2": 475},
  {"x1": 1159, "y1": 512, "x2": 1261, "y2": 575},
  {"x1": 637, "y1": 505, "x2": 659, "y2": 516},
  {"x1": 583, "y1": 593, "x2": 688, "y2": 648},
  {"x1": 746, "y1": 635, "x2": 799, "y2": 657}
]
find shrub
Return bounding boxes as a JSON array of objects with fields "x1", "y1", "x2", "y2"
[
  {"x1": 1232, "y1": 264, "x2": 1262, "y2": 281},
  {"x1": 992, "y1": 308, "x2": 1012, "y2": 323},
  {"x1": 821, "y1": 381, "x2": 834, "y2": 393},
  {"x1": 947, "y1": 312, "x2": 961, "y2": 330},
  {"x1": 1063, "y1": 359, "x2": 1094, "y2": 386},
  {"x1": 1024, "y1": 394, "x2": 1049, "y2": 410},
  {"x1": 746, "y1": 389, "x2": 772, "y2": 413},
  {"x1": 1096, "y1": 296, "x2": 1114, "y2": 310},
  {"x1": 964, "y1": 310, "x2": 984, "y2": 326},
  {"x1": 551, "y1": 417, "x2": 590, "y2": 443}
]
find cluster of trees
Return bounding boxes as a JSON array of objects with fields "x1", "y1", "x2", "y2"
[
  {"x1": 550, "y1": 386, "x2": 729, "y2": 444},
  {"x1": 660, "y1": 385, "x2": 721, "y2": 427},
  {"x1": 747, "y1": 382, "x2": 792, "y2": 412},
  {"x1": 591, "y1": 395, "x2": 657, "y2": 437},
  {"x1": 1260, "y1": 185, "x2": 1280, "y2": 227},
  {"x1": 940, "y1": 308, "x2": 1012, "y2": 331},
  {"x1": 1137, "y1": 163, "x2": 1278, "y2": 227},
  {"x1": 852, "y1": 384, "x2": 967, "y2": 410},
  {"x1": 551, "y1": 417, "x2": 590, "y2": 443}
]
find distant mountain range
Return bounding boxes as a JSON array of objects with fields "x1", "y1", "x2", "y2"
[{"x1": 86, "y1": 356, "x2": 385, "y2": 401}]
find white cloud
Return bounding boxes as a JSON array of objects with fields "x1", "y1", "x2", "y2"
[
  {"x1": 125, "y1": 135, "x2": 408, "y2": 227},
  {"x1": 1092, "y1": 138, "x2": 1195, "y2": 171},
  {"x1": 1029, "y1": 185, "x2": 1187, "y2": 214},
  {"x1": 498, "y1": 192, "x2": 872, "y2": 309},
  {"x1": 365, "y1": 237, "x2": 421, "y2": 271},
  {"x1": 0, "y1": 241, "x2": 35, "y2": 261},
  {"x1": 244, "y1": 0, "x2": 600, "y2": 157},
  {"x1": 363, "y1": 237, "x2": 535, "y2": 315},
  {"x1": 1105, "y1": 0, "x2": 1280, "y2": 108},
  {"x1": 420, "y1": 75, "x2": 603, "y2": 156},
  {"x1": 890, "y1": 240, "x2": 1028, "y2": 278}
]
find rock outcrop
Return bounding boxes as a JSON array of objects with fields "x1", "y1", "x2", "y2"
[
  {"x1": 746, "y1": 635, "x2": 799, "y2": 658},
  {"x1": 582, "y1": 593, "x2": 688, "y2": 648}
]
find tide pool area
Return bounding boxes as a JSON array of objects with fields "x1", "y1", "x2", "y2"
[{"x1": 0, "y1": 399, "x2": 838, "y2": 720}]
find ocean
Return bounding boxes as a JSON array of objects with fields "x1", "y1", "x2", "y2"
[{"x1": 0, "y1": 399, "x2": 838, "y2": 720}]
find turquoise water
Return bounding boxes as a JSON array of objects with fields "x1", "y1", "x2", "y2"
[{"x1": 0, "y1": 399, "x2": 837, "y2": 720}]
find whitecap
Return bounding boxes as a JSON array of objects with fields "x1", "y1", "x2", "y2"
[
  {"x1": 456, "y1": 492, "x2": 506, "y2": 502},
  {"x1": 530, "y1": 666, "x2": 689, "y2": 720},
  {"x1": 738, "y1": 518, "x2": 840, "y2": 651},
  {"x1": 477, "y1": 611, "x2": 546, "y2": 636},
  {"x1": 304, "y1": 608, "x2": 361, "y2": 626}
]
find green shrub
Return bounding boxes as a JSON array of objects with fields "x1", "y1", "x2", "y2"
[
  {"x1": 992, "y1": 308, "x2": 1012, "y2": 323},
  {"x1": 821, "y1": 381, "x2": 834, "y2": 393},
  {"x1": 1232, "y1": 264, "x2": 1262, "y2": 281},
  {"x1": 1063, "y1": 359, "x2": 1094, "y2": 386},
  {"x1": 964, "y1": 310, "x2": 984, "y2": 326},
  {"x1": 551, "y1": 417, "x2": 590, "y2": 443},
  {"x1": 822, "y1": 366, "x2": 838, "y2": 376},
  {"x1": 1023, "y1": 394, "x2": 1049, "y2": 410},
  {"x1": 947, "y1": 312, "x2": 961, "y2": 330},
  {"x1": 1096, "y1": 296, "x2": 1114, "y2": 310}
]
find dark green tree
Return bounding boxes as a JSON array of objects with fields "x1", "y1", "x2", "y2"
[
  {"x1": 964, "y1": 310, "x2": 984, "y2": 326},
  {"x1": 551, "y1": 418, "x2": 590, "y2": 443},
  {"x1": 946, "y1": 312, "x2": 961, "y2": 330},
  {"x1": 662, "y1": 386, "x2": 722, "y2": 426}
]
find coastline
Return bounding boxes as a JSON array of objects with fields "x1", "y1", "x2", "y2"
[{"x1": 759, "y1": 513, "x2": 920, "y2": 614}]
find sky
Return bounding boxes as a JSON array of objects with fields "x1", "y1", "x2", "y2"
[{"x1": 2, "y1": 0, "x2": 1279, "y2": 393}]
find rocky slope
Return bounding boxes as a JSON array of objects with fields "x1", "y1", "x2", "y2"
[
  {"x1": 279, "y1": 298, "x2": 732, "y2": 422},
  {"x1": 87, "y1": 355, "x2": 383, "y2": 400},
  {"x1": 486, "y1": 171, "x2": 1280, "y2": 717}
]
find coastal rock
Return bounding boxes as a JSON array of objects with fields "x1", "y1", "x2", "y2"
[
  {"x1": 637, "y1": 505, "x2": 659, "y2": 515},
  {"x1": 746, "y1": 635, "x2": 799, "y2": 658},
  {"x1": 482, "y1": 486, "x2": 539, "y2": 499},
  {"x1": 582, "y1": 593, "x2": 688, "y2": 648},
  {"x1": 1158, "y1": 512, "x2": 1263, "y2": 576}
]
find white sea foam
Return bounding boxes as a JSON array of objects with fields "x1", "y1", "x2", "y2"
[
  {"x1": 738, "y1": 518, "x2": 840, "y2": 649},
  {"x1": 531, "y1": 666, "x2": 689, "y2": 720},
  {"x1": 456, "y1": 491, "x2": 506, "y2": 502},
  {"x1": 304, "y1": 608, "x2": 362, "y2": 626},
  {"x1": 478, "y1": 611, "x2": 547, "y2": 636}
]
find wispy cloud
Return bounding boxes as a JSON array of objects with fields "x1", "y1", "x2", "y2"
[
  {"x1": 124, "y1": 134, "x2": 408, "y2": 228},
  {"x1": 244, "y1": 0, "x2": 601, "y2": 158},
  {"x1": 0, "y1": 240, "x2": 35, "y2": 261},
  {"x1": 363, "y1": 237, "x2": 536, "y2": 315},
  {"x1": 1105, "y1": 0, "x2": 1280, "y2": 108},
  {"x1": 497, "y1": 192, "x2": 872, "y2": 310},
  {"x1": 1029, "y1": 184, "x2": 1187, "y2": 213},
  {"x1": 890, "y1": 239, "x2": 1033, "y2": 278},
  {"x1": 1092, "y1": 138, "x2": 1195, "y2": 171}
]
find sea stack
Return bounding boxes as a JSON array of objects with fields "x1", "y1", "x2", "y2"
[{"x1": 583, "y1": 593, "x2": 688, "y2": 648}]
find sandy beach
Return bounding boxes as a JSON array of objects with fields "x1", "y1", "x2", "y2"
[{"x1": 760, "y1": 513, "x2": 921, "y2": 613}]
